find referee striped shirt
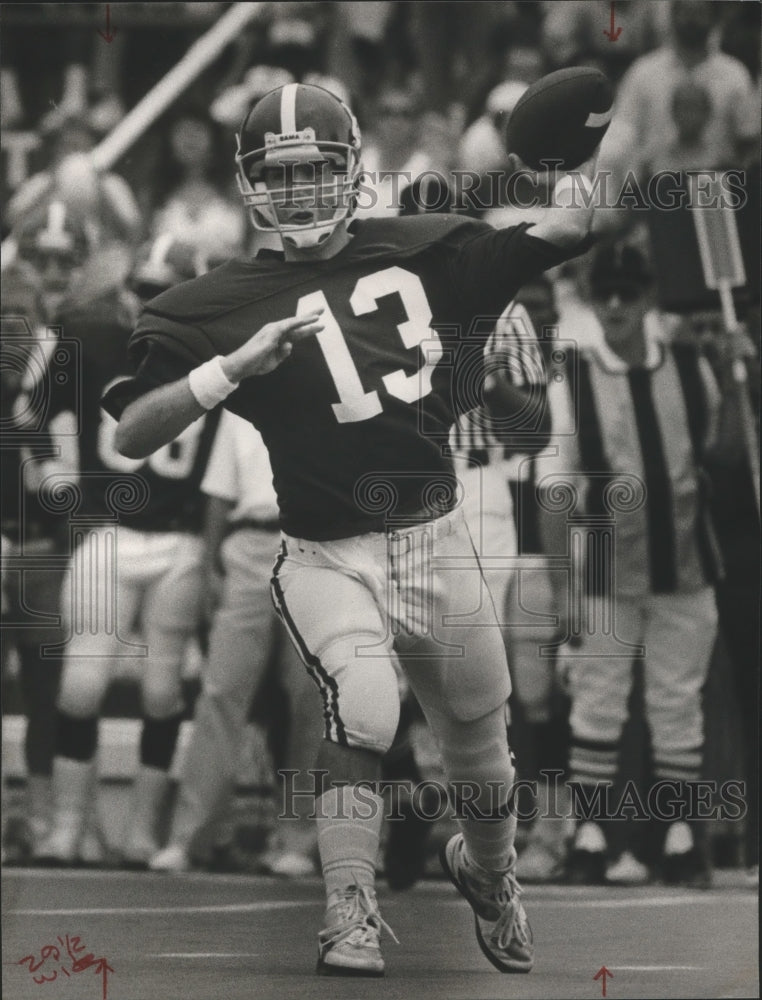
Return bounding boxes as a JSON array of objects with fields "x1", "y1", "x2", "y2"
[
  {"x1": 450, "y1": 300, "x2": 547, "y2": 465},
  {"x1": 556, "y1": 311, "x2": 722, "y2": 597}
]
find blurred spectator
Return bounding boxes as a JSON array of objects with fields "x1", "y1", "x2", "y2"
[
  {"x1": 603, "y1": 0, "x2": 760, "y2": 178},
  {"x1": 6, "y1": 115, "x2": 142, "y2": 250},
  {"x1": 210, "y1": 1, "x2": 330, "y2": 107},
  {"x1": 150, "y1": 411, "x2": 322, "y2": 876},
  {"x1": 211, "y1": 66, "x2": 295, "y2": 131},
  {"x1": 1, "y1": 8, "x2": 92, "y2": 130},
  {"x1": 150, "y1": 110, "x2": 245, "y2": 259},
  {"x1": 31, "y1": 237, "x2": 219, "y2": 868},
  {"x1": 541, "y1": 0, "x2": 669, "y2": 83},
  {"x1": 457, "y1": 81, "x2": 527, "y2": 175},
  {"x1": 640, "y1": 82, "x2": 727, "y2": 177},
  {"x1": 700, "y1": 314, "x2": 760, "y2": 876},
  {"x1": 13, "y1": 200, "x2": 95, "y2": 319},
  {"x1": 326, "y1": 2, "x2": 395, "y2": 104},
  {"x1": 408, "y1": 1, "x2": 542, "y2": 114},
  {"x1": 463, "y1": 26, "x2": 547, "y2": 130},
  {"x1": 558, "y1": 242, "x2": 742, "y2": 888},
  {"x1": 265, "y1": 2, "x2": 328, "y2": 80},
  {"x1": 356, "y1": 83, "x2": 451, "y2": 219},
  {"x1": 1, "y1": 263, "x2": 68, "y2": 864}
]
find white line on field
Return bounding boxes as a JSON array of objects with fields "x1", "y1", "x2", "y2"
[
  {"x1": 444, "y1": 894, "x2": 755, "y2": 909},
  {"x1": 149, "y1": 953, "x2": 261, "y2": 959},
  {"x1": 613, "y1": 965, "x2": 703, "y2": 971},
  {"x1": 8, "y1": 901, "x2": 317, "y2": 916}
]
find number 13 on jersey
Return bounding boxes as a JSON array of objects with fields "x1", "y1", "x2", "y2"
[{"x1": 297, "y1": 266, "x2": 443, "y2": 424}]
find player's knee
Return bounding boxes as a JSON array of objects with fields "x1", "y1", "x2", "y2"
[
  {"x1": 317, "y1": 641, "x2": 400, "y2": 755},
  {"x1": 141, "y1": 668, "x2": 184, "y2": 719},
  {"x1": 57, "y1": 663, "x2": 110, "y2": 717}
]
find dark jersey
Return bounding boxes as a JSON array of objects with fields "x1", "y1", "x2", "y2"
[
  {"x1": 1, "y1": 321, "x2": 68, "y2": 548},
  {"x1": 47, "y1": 290, "x2": 219, "y2": 533},
  {"x1": 104, "y1": 215, "x2": 589, "y2": 540}
]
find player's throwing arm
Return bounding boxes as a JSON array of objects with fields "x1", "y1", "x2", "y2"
[{"x1": 115, "y1": 310, "x2": 324, "y2": 459}]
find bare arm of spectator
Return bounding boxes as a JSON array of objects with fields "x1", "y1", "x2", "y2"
[
  {"x1": 201, "y1": 494, "x2": 234, "y2": 623},
  {"x1": 727, "y1": 68, "x2": 761, "y2": 164},
  {"x1": 703, "y1": 324, "x2": 758, "y2": 468}
]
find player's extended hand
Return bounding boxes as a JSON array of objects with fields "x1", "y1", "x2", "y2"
[{"x1": 220, "y1": 310, "x2": 324, "y2": 380}]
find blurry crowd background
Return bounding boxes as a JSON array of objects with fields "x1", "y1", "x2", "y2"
[
  {"x1": 2, "y1": 1, "x2": 760, "y2": 253},
  {"x1": 1, "y1": 2, "x2": 760, "y2": 883}
]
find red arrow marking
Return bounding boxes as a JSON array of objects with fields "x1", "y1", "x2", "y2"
[
  {"x1": 95, "y1": 957, "x2": 114, "y2": 1000},
  {"x1": 97, "y1": 4, "x2": 117, "y2": 43},
  {"x1": 594, "y1": 965, "x2": 614, "y2": 997},
  {"x1": 603, "y1": 1, "x2": 623, "y2": 41}
]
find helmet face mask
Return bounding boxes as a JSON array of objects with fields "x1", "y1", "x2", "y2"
[{"x1": 236, "y1": 84, "x2": 362, "y2": 251}]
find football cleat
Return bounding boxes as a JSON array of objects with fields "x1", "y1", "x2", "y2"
[
  {"x1": 661, "y1": 822, "x2": 711, "y2": 888},
  {"x1": 565, "y1": 820, "x2": 607, "y2": 885},
  {"x1": 605, "y1": 851, "x2": 650, "y2": 886},
  {"x1": 440, "y1": 834, "x2": 534, "y2": 973},
  {"x1": 260, "y1": 849, "x2": 316, "y2": 878},
  {"x1": 316, "y1": 881, "x2": 398, "y2": 977},
  {"x1": 236, "y1": 83, "x2": 362, "y2": 250},
  {"x1": 148, "y1": 844, "x2": 191, "y2": 873}
]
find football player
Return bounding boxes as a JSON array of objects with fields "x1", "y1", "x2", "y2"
[
  {"x1": 33, "y1": 235, "x2": 220, "y2": 868},
  {"x1": 105, "y1": 84, "x2": 597, "y2": 976},
  {"x1": 1, "y1": 206, "x2": 91, "y2": 862}
]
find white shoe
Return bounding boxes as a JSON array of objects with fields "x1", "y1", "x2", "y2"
[
  {"x1": 122, "y1": 832, "x2": 160, "y2": 869},
  {"x1": 261, "y1": 850, "x2": 316, "y2": 878},
  {"x1": 33, "y1": 820, "x2": 81, "y2": 866},
  {"x1": 317, "y1": 881, "x2": 398, "y2": 977},
  {"x1": 122, "y1": 766, "x2": 170, "y2": 868},
  {"x1": 440, "y1": 834, "x2": 534, "y2": 974},
  {"x1": 149, "y1": 844, "x2": 191, "y2": 873},
  {"x1": 605, "y1": 851, "x2": 650, "y2": 885}
]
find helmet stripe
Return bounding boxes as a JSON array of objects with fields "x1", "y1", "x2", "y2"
[{"x1": 280, "y1": 82, "x2": 299, "y2": 134}]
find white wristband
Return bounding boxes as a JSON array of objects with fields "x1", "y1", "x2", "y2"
[{"x1": 187, "y1": 356, "x2": 239, "y2": 410}]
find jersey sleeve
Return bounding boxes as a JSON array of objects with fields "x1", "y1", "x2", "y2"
[
  {"x1": 100, "y1": 309, "x2": 216, "y2": 419},
  {"x1": 447, "y1": 221, "x2": 592, "y2": 320}
]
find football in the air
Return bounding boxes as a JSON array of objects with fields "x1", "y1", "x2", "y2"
[{"x1": 504, "y1": 67, "x2": 614, "y2": 171}]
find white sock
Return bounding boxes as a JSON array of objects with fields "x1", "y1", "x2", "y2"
[
  {"x1": 316, "y1": 785, "x2": 383, "y2": 903},
  {"x1": 437, "y1": 708, "x2": 518, "y2": 874},
  {"x1": 458, "y1": 796, "x2": 517, "y2": 876}
]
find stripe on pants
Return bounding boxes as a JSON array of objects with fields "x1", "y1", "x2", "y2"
[{"x1": 270, "y1": 543, "x2": 348, "y2": 746}]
